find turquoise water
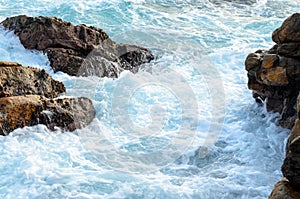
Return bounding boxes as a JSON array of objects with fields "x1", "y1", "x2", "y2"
[{"x1": 0, "y1": 0, "x2": 299, "y2": 198}]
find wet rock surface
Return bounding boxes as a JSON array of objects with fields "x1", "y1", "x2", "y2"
[
  {"x1": 245, "y1": 13, "x2": 300, "y2": 130},
  {"x1": 0, "y1": 61, "x2": 96, "y2": 135},
  {"x1": 0, "y1": 62, "x2": 65, "y2": 98},
  {"x1": 1, "y1": 15, "x2": 154, "y2": 77},
  {"x1": 269, "y1": 178, "x2": 300, "y2": 199},
  {"x1": 245, "y1": 13, "x2": 300, "y2": 197}
]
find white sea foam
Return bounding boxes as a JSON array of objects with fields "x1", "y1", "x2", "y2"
[{"x1": 0, "y1": 0, "x2": 298, "y2": 198}]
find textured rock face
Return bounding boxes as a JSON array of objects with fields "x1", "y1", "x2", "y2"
[
  {"x1": 269, "y1": 178, "x2": 300, "y2": 199},
  {"x1": 282, "y1": 117, "x2": 300, "y2": 189},
  {"x1": 273, "y1": 13, "x2": 300, "y2": 44},
  {"x1": 0, "y1": 62, "x2": 65, "y2": 98},
  {"x1": 0, "y1": 95, "x2": 95, "y2": 135},
  {"x1": 1, "y1": 15, "x2": 154, "y2": 77},
  {"x1": 0, "y1": 61, "x2": 96, "y2": 135},
  {"x1": 245, "y1": 13, "x2": 300, "y2": 197},
  {"x1": 40, "y1": 97, "x2": 96, "y2": 132},
  {"x1": 245, "y1": 13, "x2": 300, "y2": 129}
]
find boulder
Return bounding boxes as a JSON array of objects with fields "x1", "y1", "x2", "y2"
[
  {"x1": 245, "y1": 13, "x2": 300, "y2": 197},
  {"x1": 272, "y1": 13, "x2": 300, "y2": 44},
  {"x1": 0, "y1": 61, "x2": 96, "y2": 135},
  {"x1": 245, "y1": 13, "x2": 300, "y2": 129},
  {"x1": 0, "y1": 61, "x2": 65, "y2": 98},
  {"x1": 1, "y1": 15, "x2": 154, "y2": 77},
  {"x1": 0, "y1": 95, "x2": 95, "y2": 135},
  {"x1": 269, "y1": 178, "x2": 300, "y2": 199}
]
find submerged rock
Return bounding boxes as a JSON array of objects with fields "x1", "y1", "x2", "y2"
[
  {"x1": 1, "y1": 15, "x2": 154, "y2": 77},
  {"x1": 0, "y1": 61, "x2": 96, "y2": 135}
]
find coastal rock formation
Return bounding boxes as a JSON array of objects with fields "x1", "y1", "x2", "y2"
[
  {"x1": 0, "y1": 61, "x2": 65, "y2": 98},
  {"x1": 282, "y1": 118, "x2": 300, "y2": 189},
  {"x1": 269, "y1": 178, "x2": 300, "y2": 199},
  {"x1": 0, "y1": 61, "x2": 96, "y2": 135},
  {"x1": 0, "y1": 95, "x2": 95, "y2": 135},
  {"x1": 0, "y1": 15, "x2": 154, "y2": 77},
  {"x1": 245, "y1": 13, "x2": 300, "y2": 197},
  {"x1": 245, "y1": 13, "x2": 300, "y2": 130}
]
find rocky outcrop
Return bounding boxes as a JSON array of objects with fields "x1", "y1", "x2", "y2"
[
  {"x1": 245, "y1": 13, "x2": 300, "y2": 130},
  {"x1": 245, "y1": 13, "x2": 300, "y2": 197},
  {"x1": 0, "y1": 15, "x2": 154, "y2": 77},
  {"x1": 0, "y1": 95, "x2": 95, "y2": 135},
  {"x1": 269, "y1": 178, "x2": 300, "y2": 199},
  {"x1": 282, "y1": 118, "x2": 300, "y2": 189},
  {"x1": 0, "y1": 61, "x2": 96, "y2": 135},
  {"x1": 0, "y1": 61, "x2": 65, "y2": 98}
]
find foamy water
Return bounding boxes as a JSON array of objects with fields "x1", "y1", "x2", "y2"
[{"x1": 0, "y1": 0, "x2": 298, "y2": 198}]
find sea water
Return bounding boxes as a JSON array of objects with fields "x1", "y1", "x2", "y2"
[{"x1": 0, "y1": 0, "x2": 299, "y2": 198}]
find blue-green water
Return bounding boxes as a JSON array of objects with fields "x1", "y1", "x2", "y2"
[{"x1": 0, "y1": 0, "x2": 299, "y2": 198}]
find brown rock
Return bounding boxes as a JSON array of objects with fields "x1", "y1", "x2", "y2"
[
  {"x1": 262, "y1": 54, "x2": 278, "y2": 69},
  {"x1": 0, "y1": 95, "x2": 44, "y2": 135},
  {"x1": 40, "y1": 97, "x2": 96, "y2": 132},
  {"x1": 279, "y1": 96, "x2": 297, "y2": 129},
  {"x1": 0, "y1": 61, "x2": 21, "y2": 66},
  {"x1": 0, "y1": 15, "x2": 108, "y2": 52},
  {"x1": 0, "y1": 95, "x2": 95, "y2": 135},
  {"x1": 45, "y1": 48, "x2": 85, "y2": 75},
  {"x1": 246, "y1": 13, "x2": 300, "y2": 197},
  {"x1": 0, "y1": 61, "x2": 96, "y2": 135},
  {"x1": 260, "y1": 67, "x2": 288, "y2": 86},
  {"x1": 272, "y1": 13, "x2": 300, "y2": 44},
  {"x1": 278, "y1": 43, "x2": 300, "y2": 58},
  {"x1": 282, "y1": 114, "x2": 300, "y2": 189},
  {"x1": 245, "y1": 13, "x2": 300, "y2": 130},
  {"x1": 0, "y1": 62, "x2": 65, "y2": 98},
  {"x1": 245, "y1": 53, "x2": 262, "y2": 71},
  {"x1": 282, "y1": 135, "x2": 300, "y2": 189},
  {"x1": 288, "y1": 119, "x2": 300, "y2": 146},
  {"x1": 269, "y1": 178, "x2": 300, "y2": 199},
  {"x1": 0, "y1": 15, "x2": 154, "y2": 77}
]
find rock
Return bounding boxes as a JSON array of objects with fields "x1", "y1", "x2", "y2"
[
  {"x1": 273, "y1": 13, "x2": 300, "y2": 44},
  {"x1": 0, "y1": 61, "x2": 96, "y2": 135},
  {"x1": 245, "y1": 13, "x2": 300, "y2": 197},
  {"x1": 0, "y1": 95, "x2": 44, "y2": 135},
  {"x1": 210, "y1": 0, "x2": 257, "y2": 5},
  {"x1": 282, "y1": 118, "x2": 300, "y2": 189},
  {"x1": 278, "y1": 43, "x2": 300, "y2": 58},
  {"x1": 269, "y1": 178, "x2": 300, "y2": 199},
  {"x1": 0, "y1": 95, "x2": 95, "y2": 135},
  {"x1": 0, "y1": 61, "x2": 21, "y2": 66},
  {"x1": 0, "y1": 63, "x2": 65, "y2": 98},
  {"x1": 1, "y1": 15, "x2": 154, "y2": 77},
  {"x1": 260, "y1": 67, "x2": 288, "y2": 86},
  {"x1": 245, "y1": 13, "x2": 300, "y2": 129},
  {"x1": 282, "y1": 136, "x2": 300, "y2": 189}
]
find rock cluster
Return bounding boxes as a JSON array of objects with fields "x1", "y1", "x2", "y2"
[
  {"x1": 1, "y1": 15, "x2": 154, "y2": 77},
  {"x1": 0, "y1": 61, "x2": 96, "y2": 135},
  {"x1": 245, "y1": 13, "x2": 300, "y2": 129},
  {"x1": 245, "y1": 13, "x2": 300, "y2": 198},
  {"x1": 0, "y1": 15, "x2": 155, "y2": 135}
]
